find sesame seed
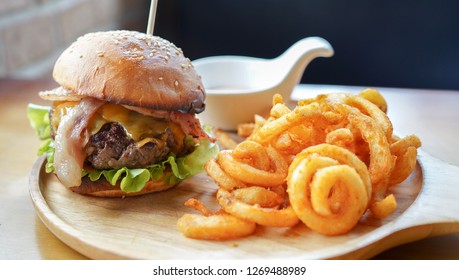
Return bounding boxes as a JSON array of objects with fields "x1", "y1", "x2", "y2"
[
  {"x1": 158, "y1": 77, "x2": 163, "y2": 81},
  {"x1": 174, "y1": 80, "x2": 179, "y2": 86}
]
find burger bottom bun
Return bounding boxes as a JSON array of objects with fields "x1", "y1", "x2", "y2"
[{"x1": 70, "y1": 175, "x2": 178, "y2": 197}]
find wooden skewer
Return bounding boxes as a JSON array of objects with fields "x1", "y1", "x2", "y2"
[{"x1": 146, "y1": 0, "x2": 158, "y2": 35}]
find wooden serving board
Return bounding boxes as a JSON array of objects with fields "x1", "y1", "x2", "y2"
[{"x1": 28, "y1": 150, "x2": 459, "y2": 259}]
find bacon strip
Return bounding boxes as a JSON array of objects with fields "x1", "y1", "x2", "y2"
[
  {"x1": 54, "y1": 98, "x2": 104, "y2": 187},
  {"x1": 170, "y1": 111, "x2": 213, "y2": 141}
]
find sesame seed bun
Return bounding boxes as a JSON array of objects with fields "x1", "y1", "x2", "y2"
[{"x1": 52, "y1": 30, "x2": 206, "y2": 114}]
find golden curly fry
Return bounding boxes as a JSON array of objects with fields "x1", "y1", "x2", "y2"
[
  {"x1": 326, "y1": 128, "x2": 355, "y2": 152},
  {"x1": 343, "y1": 94, "x2": 393, "y2": 139},
  {"x1": 287, "y1": 145, "x2": 370, "y2": 235},
  {"x1": 358, "y1": 88, "x2": 388, "y2": 113},
  {"x1": 272, "y1": 93, "x2": 284, "y2": 105},
  {"x1": 214, "y1": 128, "x2": 239, "y2": 150},
  {"x1": 390, "y1": 134, "x2": 422, "y2": 155},
  {"x1": 273, "y1": 124, "x2": 318, "y2": 157},
  {"x1": 177, "y1": 213, "x2": 256, "y2": 241},
  {"x1": 217, "y1": 144, "x2": 288, "y2": 187},
  {"x1": 205, "y1": 158, "x2": 246, "y2": 191},
  {"x1": 232, "y1": 141, "x2": 271, "y2": 171},
  {"x1": 217, "y1": 188, "x2": 299, "y2": 228},
  {"x1": 182, "y1": 89, "x2": 422, "y2": 240},
  {"x1": 237, "y1": 122, "x2": 256, "y2": 138},
  {"x1": 369, "y1": 194, "x2": 397, "y2": 219},
  {"x1": 232, "y1": 186, "x2": 284, "y2": 208},
  {"x1": 249, "y1": 102, "x2": 323, "y2": 144},
  {"x1": 346, "y1": 109, "x2": 392, "y2": 186},
  {"x1": 389, "y1": 146, "x2": 418, "y2": 185},
  {"x1": 178, "y1": 198, "x2": 257, "y2": 240},
  {"x1": 291, "y1": 144, "x2": 372, "y2": 198},
  {"x1": 270, "y1": 102, "x2": 291, "y2": 118}
]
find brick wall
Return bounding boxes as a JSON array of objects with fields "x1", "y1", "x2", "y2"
[{"x1": 0, "y1": 0, "x2": 147, "y2": 78}]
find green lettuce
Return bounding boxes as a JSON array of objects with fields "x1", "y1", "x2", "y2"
[
  {"x1": 27, "y1": 104, "x2": 51, "y2": 140},
  {"x1": 27, "y1": 103, "x2": 219, "y2": 193}
]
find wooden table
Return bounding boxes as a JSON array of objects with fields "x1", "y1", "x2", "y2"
[{"x1": 1, "y1": 77, "x2": 459, "y2": 260}]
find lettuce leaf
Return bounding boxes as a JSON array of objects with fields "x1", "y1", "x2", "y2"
[
  {"x1": 27, "y1": 104, "x2": 51, "y2": 140},
  {"x1": 26, "y1": 103, "x2": 219, "y2": 193},
  {"x1": 38, "y1": 139, "x2": 55, "y2": 173},
  {"x1": 27, "y1": 104, "x2": 55, "y2": 172},
  {"x1": 83, "y1": 167, "x2": 152, "y2": 193}
]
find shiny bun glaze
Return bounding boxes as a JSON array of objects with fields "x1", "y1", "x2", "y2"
[{"x1": 53, "y1": 30, "x2": 206, "y2": 114}]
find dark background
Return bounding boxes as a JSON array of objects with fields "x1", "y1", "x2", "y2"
[{"x1": 132, "y1": 1, "x2": 459, "y2": 90}]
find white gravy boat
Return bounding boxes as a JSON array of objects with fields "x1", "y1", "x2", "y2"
[{"x1": 192, "y1": 36, "x2": 334, "y2": 130}]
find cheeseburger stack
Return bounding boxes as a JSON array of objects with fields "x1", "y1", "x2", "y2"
[{"x1": 28, "y1": 30, "x2": 218, "y2": 197}]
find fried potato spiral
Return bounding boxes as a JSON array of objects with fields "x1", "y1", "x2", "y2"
[
  {"x1": 217, "y1": 188, "x2": 299, "y2": 228},
  {"x1": 217, "y1": 142, "x2": 288, "y2": 187},
  {"x1": 287, "y1": 145, "x2": 370, "y2": 235},
  {"x1": 177, "y1": 198, "x2": 256, "y2": 240},
  {"x1": 177, "y1": 89, "x2": 421, "y2": 240},
  {"x1": 177, "y1": 213, "x2": 256, "y2": 241}
]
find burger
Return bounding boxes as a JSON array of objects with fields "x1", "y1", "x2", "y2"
[{"x1": 27, "y1": 30, "x2": 218, "y2": 197}]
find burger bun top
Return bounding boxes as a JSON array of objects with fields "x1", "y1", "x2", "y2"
[{"x1": 52, "y1": 30, "x2": 206, "y2": 114}]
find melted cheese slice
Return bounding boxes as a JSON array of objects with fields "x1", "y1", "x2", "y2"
[{"x1": 52, "y1": 102, "x2": 185, "y2": 152}]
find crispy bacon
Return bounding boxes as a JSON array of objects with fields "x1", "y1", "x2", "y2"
[
  {"x1": 169, "y1": 111, "x2": 213, "y2": 141},
  {"x1": 54, "y1": 98, "x2": 104, "y2": 187}
]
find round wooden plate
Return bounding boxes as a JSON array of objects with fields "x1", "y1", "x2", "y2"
[{"x1": 29, "y1": 150, "x2": 459, "y2": 259}]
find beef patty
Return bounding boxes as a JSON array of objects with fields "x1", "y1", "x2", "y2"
[{"x1": 84, "y1": 122, "x2": 177, "y2": 169}]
